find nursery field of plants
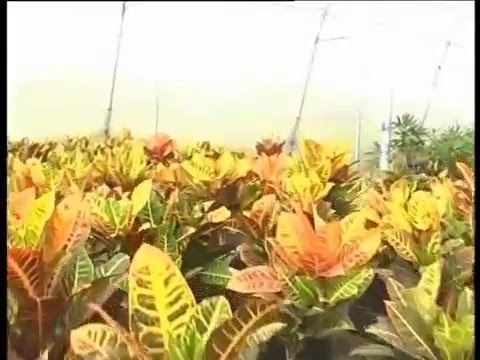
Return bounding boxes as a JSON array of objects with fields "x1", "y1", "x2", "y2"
[{"x1": 7, "y1": 124, "x2": 474, "y2": 360}]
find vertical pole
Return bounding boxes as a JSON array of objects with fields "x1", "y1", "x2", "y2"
[
  {"x1": 379, "y1": 89, "x2": 393, "y2": 171},
  {"x1": 154, "y1": 84, "x2": 159, "y2": 134},
  {"x1": 286, "y1": 4, "x2": 330, "y2": 155},
  {"x1": 104, "y1": 1, "x2": 127, "y2": 139},
  {"x1": 421, "y1": 40, "x2": 451, "y2": 126},
  {"x1": 355, "y1": 110, "x2": 362, "y2": 163}
]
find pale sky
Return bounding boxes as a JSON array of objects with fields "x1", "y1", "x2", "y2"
[{"x1": 7, "y1": 1, "x2": 474, "y2": 149}]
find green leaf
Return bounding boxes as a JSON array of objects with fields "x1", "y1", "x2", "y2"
[
  {"x1": 377, "y1": 270, "x2": 408, "y2": 306},
  {"x1": 366, "y1": 316, "x2": 424, "y2": 360},
  {"x1": 433, "y1": 313, "x2": 474, "y2": 360},
  {"x1": 324, "y1": 268, "x2": 374, "y2": 306},
  {"x1": 366, "y1": 316, "x2": 410, "y2": 354},
  {"x1": 88, "y1": 195, "x2": 132, "y2": 236},
  {"x1": 416, "y1": 261, "x2": 442, "y2": 305},
  {"x1": 23, "y1": 191, "x2": 55, "y2": 247},
  {"x1": 199, "y1": 255, "x2": 233, "y2": 286},
  {"x1": 172, "y1": 296, "x2": 233, "y2": 360},
  {"x1": 456, "y1": 287, "x2": 474, "y2": 319},
  {"x1": 66, "y1": 275, "x2": 127, "y2": 330},
  {"x1": 303, "y1": 301, "x2": 355, "y2": 339},
  {"x1": 65, "y1": 246, "x2": 95, "y2": 294},
  {"x1": 385, "y1": 301, "x2": 439, "y2": 360},
  {"x1": 399, "y1": 272, "x2": 443, "y2": 326},
  {"x1": 131, "y1": 179, "x2": 153, "y2": 217},
  {"x1": 239, "y1": 322, "x2": 287, "y2": 360},
  {"x1": 95, "y1": 253, "x2": 130, "y2": 290},
  {"x1": 284, "y1": 275, "x2": 324, "y2": 310},
  {"x1": 188, "y1": 296, "x2": 233, "y2": 341},
  {"x1": 205, "y1": 300, "x2": 280, "y2": 360},
  {"x1": 350, "y1": 344, "x2": 396, "y2": 358},
  {"x1": 154, "y1": 220, "x2": 182, "y2": 263}
]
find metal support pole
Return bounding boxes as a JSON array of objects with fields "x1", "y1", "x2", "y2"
[
  {"x1": 154, "y1": 85, "x2": 159, "y2": 134},
  {"x1": 421, "y1": 40, "x2": 462, "y2": 126},
  {"x1": 379, "y1": 89, "x2": 393, "y2": 171},
  {"x1": 286, "y1": 5, "x2": 331, "y2": 155},
  {"x1": 421, "y1": 41, "x2": 450, "y2": 126},
  {"x1": 355, "y1": 110, "x2": 362, "y2": 163},
  {"x1": 104, "y1": 1, "x2": 127, "y2": 139}
]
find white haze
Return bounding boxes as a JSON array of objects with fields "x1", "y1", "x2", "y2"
[{"x1": 7, "y1": 1, "x2": 474, "y2": 151}]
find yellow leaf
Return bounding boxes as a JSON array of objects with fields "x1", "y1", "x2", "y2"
[
  {"x1": 341, "y1": 211, "x2": 368, "y2": 241},
  {"x1": 206, "y1": 206, "x2": 231, "y2": 223},
  {"x1": 383, "y1": 228, "x2": 418, "y2": 263},
  {"x1": 389, "y1": 178, "x2": 413, "y2": 205},
  {"x1": 341, "y1": 228, "x2": 382, "y2": 270},
  {"x1": 299, "y1": 138, "x2": 324, "y2": 169},
  {"x1": 383, "y1": 207, "x2": 413, "y2": 233},
  {"x1": 23, "y1": 191, "x2": 56, "y2": 247},
  {"x1": 429, "y1": 179, "x2": 455, "y2": 218},
  {"x1": 216, "y1": 151, "x2": 237, "y2": 180},
  {"x1": 181, "y1": 154, "x2": 216, "y2": 182},
  {"x1": 129, "y1": 244, "x2": 196, "y2": 358},
  {"x1": 130, "y1": 179, "x2": 153, "y2": 217},
  {"x1": 407, "y1": 191, "x2": 440, "y2": 231}
]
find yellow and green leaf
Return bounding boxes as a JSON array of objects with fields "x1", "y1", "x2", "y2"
[
  {"x1": 323, "y1": 268, "x2": 374, "y2": 306},
  {"x1": 69, "y1": 324, "x2": 138, "y2": 359},
  {"x1": 205, "y1": 300, "x2": 280, "y2": 360},
  {"x1": 129, "y1": 244, "x2": 196, "y2": 358}
]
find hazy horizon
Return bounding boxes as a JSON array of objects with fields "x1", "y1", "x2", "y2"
[{"x1": 8, "y1": 1, "x2": 474, "y2": 151}]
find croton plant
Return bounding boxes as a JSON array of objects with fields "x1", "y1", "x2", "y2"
[{"x1": 7, "y1": 131, "x2": 474, "y2": 360}]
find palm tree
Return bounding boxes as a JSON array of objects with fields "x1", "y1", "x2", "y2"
[
  {"x1": 365, "y1": 113, "x2": 429, "y2": 174},
  {"x1": 427, "y1": 123, "x2": 474, "y2": 175}
]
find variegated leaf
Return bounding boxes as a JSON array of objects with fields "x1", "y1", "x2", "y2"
[
  {"x1": 205, "y1": 300, "x2": 280, "y2": 360},
  {"x1": 129, "y1": 244, "x2": 196, "y2": 358},
  {"x1": 227, "y1": 266, "x2": 282, "y2": 294}
]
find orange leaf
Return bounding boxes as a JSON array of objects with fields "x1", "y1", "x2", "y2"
[
  {"x1": 249, "y1": 194, "x2": 278, "y2": 235},
  {"x1": 265, "y1": 237, "x2": 298, "y2": 278},
  {"x1": 8, "y1": 187, "x2": 37, "y2": 224},
  {"x1": 275, "y1": 212, "x2": 316, "y2": 256},
  {"x1": 340, "y1": 228, "x2": 382, "y2": 271},
  {"x1": 227, "y1": 266, "x2": 282, "y2": 294},
  {"x1": 296, "y1": 252, "x2": 345, "y2": 278},
  {"x1": 315, "y1": 221, "x2": 343, "y2": 260},
  {"x1": 145, "y1": 133, "x2": 176, "y2": 162},
  {"x1": 365, "y1": 189, "x2": 388, "y2": 216},
  {"x1": 7, "y1": 248, "x2": 43, "y2": 300},
  {"x1": 43, "y1": 193, "x2": 92, "y2": 267},
  {"x1": 300, "y1": 221, "x2": 345, "y2": 277},
  {"x1": 8, "y1": 249, "x2": 67, "y2": 357},
  {"x1": 456, "y1": 162, "x2": 474, "y2": 192},
  {"x1": 274, "y1": 211, "x2": 345, "y2": 278},
  {"x1": 253, "y1": 154, "x2": 287, "y2": 186}
]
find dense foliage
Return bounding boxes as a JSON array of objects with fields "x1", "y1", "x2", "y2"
[
  {"x1": 7, "y1": 130, "x2": 474, "y2": 360},
  {"x1": 364, "y1": 113, "x2": 474, "y2": 177}
]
